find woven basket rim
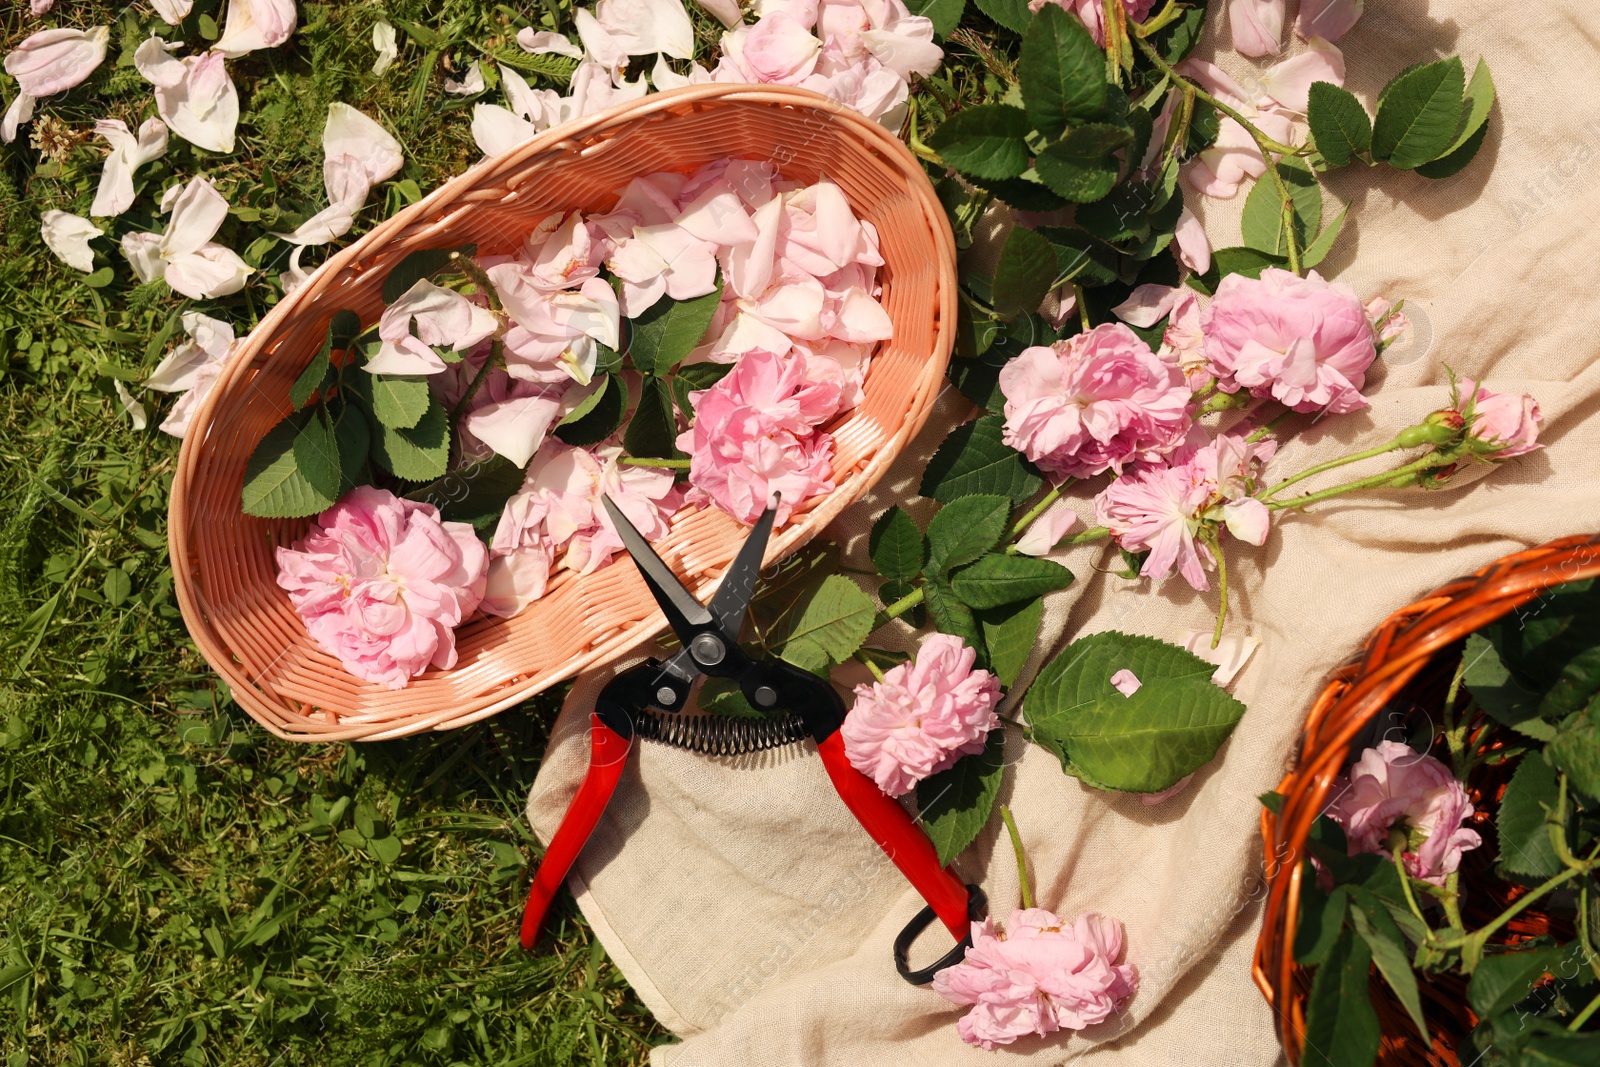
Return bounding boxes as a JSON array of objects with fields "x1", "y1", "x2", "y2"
[
  {"x1": 1253, "y1": 532, "x2": 1600, "y2": 1064},
  {"x1": 168, "y1": 84, "x2": 958, "y2": 742}
]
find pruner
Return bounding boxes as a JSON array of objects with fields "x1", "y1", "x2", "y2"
[{"x1": 519, "y1": 496, "x2": 986, "y2": 984}]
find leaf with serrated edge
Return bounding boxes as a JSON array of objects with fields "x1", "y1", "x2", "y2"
[
  {"x1": 1371, "y1": 58, "x2": 1464, "y2": 169},
  {"x1": 1468, "y1": 944, "x2": 1567, "y2": 1019},
  {"x1": 780, "y1": 574, "x2": 875, "y2": 673},
  {"x1": 242, "y1": 412, "x2": 340, "y2": 518},
  {"x1": 1035, "y1": 135, "x2": 1122, "y2": 203},
  {"x1": 921, "y1": 415, "x2": 1042, "y2": 504},
  {"x1": 917, "y1": 729, "x2": 1005, "y2": 865},
  {"x1": 992, "y1": 225, "x2": 1058, "y2": 318},
  {"x1": 928, "y1": 105, "x2": 1032, "y2": 183},
  {"x1": 623, "y1": 376, "x2": 682, "y2": 459},
  {"x1": 1495, "y1": 755, "x2": 1564, "y2": 880},
  {"x1": 1241, "y1": 158, "x2": 1321, "y2": 257},
  {"x1": 950, "y1": 553, "x2": 1073, "y2": 610},
  {"x1": 333, "y1": 406, "x2": 371, "y2": 495},
  {"x1": 555, "y1": 373, "x2": 628, "y2": 447},
  {"x1": 869, "y1": 507, "x2": 924, "y2": 581},
  {"x1": 1307, "y1": 81, "x2": 1372, "y2": 167},
  {"x1": 1349, "y1": 895, "x2": 1429, "y2": 1044},
  {"x1": 926, "y1": 494, "x2": 1011, "y2": 574},
  {"x1": 907, "y1": 0, "x2": 964, "y2": 36},
  {"x1": 1025, "y1": 630, "x2": 1246, "y2": 792},
  {"x1": 369, "y1": 374, "x2": 432, "y2": 430},
  {"x1": 1300, "y1": 206, "x2": 1348, "y2": 270},
  {"x1": 925, "y1": 578, "x2": 985, "y2": 655},
  {"x1": 1462, "y1": 633, "x2": 1556, "y2": 741},
  {"x1": 1019, "y1": 4, "x2": 1105, "y2": 138},
  {"x1": 627, "y1": 278, "x2": 723, "y2": 377},
  {"x1": 1302, "y1": 930, "x2": 1380, "y2": 1067},
  {"x1": 370, "y1": 396, "x2": 450, "y2": 481},
  {"x1": 978, "y1": 597, "x2": 1042, "y2": 689}
]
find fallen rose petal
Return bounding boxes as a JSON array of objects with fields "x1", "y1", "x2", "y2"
[
  {"x1": 152, "y1": 0, "x2": 194, "y2": 22},
  {"x1": 115, "y1": 380, "x2": 148, "y2": 431},
  {"x1": 5, "y1": 25, "x2": 110, "y2": 98},
  {"x1": 91, "y1": 117, "x2": 168, "y2": 218},
  {"x1": 1229, "y1": 0, "x2": 1284, "y2": 56},
  {"x1": 471, "y1": 102, "x2": 539, "y2": 156},
  {"x1": 1140, "y1": 774, "x2": 1194, "y2": 805},
  {"x1": 1111, "y1": 283, "x2": 1180, "y2": 329},
  {"x1": 444, "y1": 60, "x2": 486, "y2": 95},
  {"x1": 2, "y1": 92, "x2": 37, "y2": 145},
  {"x1": 1110, "y1": 669, "x2": 1142, "y2": 697},
  {"x1": 30, "y1": 0, "x2": 56, "y2": 16},
  {"x1": 695, "y1": 0, "x2": 745, "y2": 27},
  {"x1": 40, "y1": 209, "x2": 102, "y2": 272},
  {"x1": 1174, "y1": 207, "x2": 1211, "y2": 275},
  {"x1": 517, "y1": 28, "x2": 585, "y2": 58},
  {"x1": 372, "y1": 19, "x2": 399, "y2": 73},
  {"x1": 1178, "y1": 629, "x2": 1260, "y2": 686},
  {"x1": 1296, "y1": 0, "x2": 1362, "y2": 42},
  {"x1": 1259, "y1": 37, "x2": 1345, "y2": 114},
  {"x1": 1013, "y1": 502, "x2": 1078, "y2": 557},
  {"x1": 135, "y1": 39, "x2": 239, "y2": 153},
  {"x1": 215, "y1": 0, "x2": 298, "y2": 58}
]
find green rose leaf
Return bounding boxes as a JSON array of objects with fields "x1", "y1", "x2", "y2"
[
  {"x1": 992, "y1": 224, "x2": 1059, "y2": 319},
  {"x1": 670, "y1": 361, "x2": 734, "y2": 418},
  {"x1": 333, "y1": 405, "x2": 372, "y2": 495},
  {"x1": 559, "y1": 374, "x2": 613, "y2": 428},
  {"x1": 627, "y1": 276, "x2": 723, "y2": 377},
  {"x1": 869, "y1": 507, "x2": 925, "y2": 581},
  {"x1": 1468, "y1": 944, "x2": 1569, "y2": 1019},
  {"x1": 1019, "y1": 4, "x2": 1105, "y2": 138},
  {"x1": 1306, "y1": 81, "x2": 1372, "y2": 167},
  {"x1": 405, "y1": 453, "x2": 527, "y2": 532},
  {"x1": 381, "y1": 244, "x2": 477, "y2": 303},
  {"x1": 1241, "y1": 157, "x2": 1322, "y2": 258},
  {"x1": 1293, "y1": 880, "x2": 1348, "y2": 967},
  {"x1": 1495, "y1": 755, "x2": 1564, "y2": 881},
  {"x1": 368, "y1": 394, "x2": 451, "y2": 482},
  {"x1": 1486, "y1": 578, "x2": 1600, "y2": 693},
  {"x1": 906, "y1": 0, "x2": 964, "y2": 35},
  {"x1": 924, "y1": 578, "x2": 985, "y2": 655},
  {"x1": 368, "y1": 373, "x2": 432, "y2": 430},
  {"x1": 977, "y1": 596, "x2": 1043, "y2": 689},
  {"x1": 289, "y1": 309, "x2": 361, "y2": 410},
  {"x1": 1302, "y1": 929, "x2": 1381, "y2": 1067},
  {"x1": 1548, "y1": 704, "x2": 1600, "y2": 801},
  {"x1": 1348, "y1": 892, "x2": 1428, "y2": 1045},
  {"x1": 1037, "y1": 226, "x2": 1119, "y2": 287},
  {"x1": 1188, "y1": 246, "x2": 1288, "y2": 296},
  {"x1": 1300, "y1": 206, "x2": 1348, "y2": 271},
  {"x1": 916, "y1": 728, "x2": 1005, "y2": 866},
  {"x1": 1025, "y1": 631, "x2": 1247, "y2": 792},
  {"x1": 927, "y1": 105, "x2": 1033, "y2": 183},
  {"x1": 555, "y1": 373, "x2": 629, "y2": 447},
  {"x1": 920, "y1": 414, "x2": 1043, "y2": 504},
  {"x1": 1462, "y1": 632, "x2": 1556, "y2": 741},
  {"x1": 950, "y1": 552, "x2": 1073, "y2": 610},
  {"x1": 1415, "y1": 58, "x2": 1496, "y2": 179},
  {"x1": 780, "y1": 574, "x2": 876, "y2": 673},
  {"x1": 623, "y1": 375, "x2": 683, "y2": 460},
  {"x1": 1371, "y1": 57, "x2": 1465, "y2": 170},
  {"x1": 972, "y1": 0, "x2": 1031, "y2": 33},
  {"x1": 977, "y1": 174, "x2": 1070, "y2": 213},
  {"x1": 242, "y1": 410, "x2": 342, "y2": 518},
  {"x1": 1034, "y1": 126, "x2": 1129, "y2": 204},
  {"x1": 925, "y1": 494, "x2": 1011, "y2": 574}
]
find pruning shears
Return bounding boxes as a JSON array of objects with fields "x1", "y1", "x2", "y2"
[{"x1": 518, "y1": 496, "x2": 985, "y2": 984}]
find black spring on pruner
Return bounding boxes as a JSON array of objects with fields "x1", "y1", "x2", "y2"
[{"x1": 632, "y1": 708, "x2": 810, "y2": 756}]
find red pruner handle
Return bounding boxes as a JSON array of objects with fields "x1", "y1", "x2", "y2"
[
  {"x1": 815, "y1": 732, "x2": 973, "y2": 940},
  {"x1": 519, "y1": 714, "x2": 633, "y2": 951}
]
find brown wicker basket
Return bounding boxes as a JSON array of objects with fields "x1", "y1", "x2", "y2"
[
  {"x1": 169, "y1": 85, "x2": 957, "y2": 743},
  {"x1": 1255, "y1": 533, "x2": 1600, "y2": 1064}
]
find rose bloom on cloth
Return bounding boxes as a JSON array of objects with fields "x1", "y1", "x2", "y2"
[
  {"x1": 1201, "y1": 267, "x2": 1377, "y2": 414},
  {"x1": 275, "y1": 487, "x2": 489, "y2": 689},
  {"x1": 1326, "y1": 740, "x2": 1482, "y2": 885},
  {"x1": 841, "y1": 632, "x2": 1001, "y2": 797},
  {"x1": 1458, "y1": 377, "x2": 1544, "y2": 459},
  {"x1": 998, "y1": 323, "x2": 1191, "y2": 480},
  {"x1": 933, "y1": 908, "x2": 1138, "y2": 1050}
]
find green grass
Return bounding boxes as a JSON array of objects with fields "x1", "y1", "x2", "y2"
[{"x1": 0, "y1": 2, "x2": 665, "y2": 1063}]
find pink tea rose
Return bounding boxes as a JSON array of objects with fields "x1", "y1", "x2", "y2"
[
  {"x1": 934, "y1": 908, "x2": 1138, "y2": 1049},
  {"x1": 1025, "y1": 0, "x2": 1157, "y2": 46},
  {"x1": 1458, "y1": 378, "x2": 1543, "y2": 460},
  {"x1": 1201, "y1": 268, "x2": 1376, "y2": 414},
  {"x1": 677, "y1": 349, "x2": 839, "y2": 525},
  {"x1": 275, "y1": 487, "x2": 489, "y2": 690},
  {"x1": 999, "y1": 323, "x2": 1191, "y2": 479},
  {"x1": 841, "y1": 632, "x2": 1000, "y2": 797},
  {"x1": 1325, "y1": 740, "x2": 1482, "y2": 885},
  {"x1": 1093, "y1": 432, "x2": 1275, "y2": 592}
]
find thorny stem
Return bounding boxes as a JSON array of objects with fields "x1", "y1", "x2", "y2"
[
  {"x1": 1258, "y1": 434, "x2": 1414, "y2": 500},
  {"x1": 1131, "y1": 35, "x2": 1305, "y2": 271},
  {"x1": 1132, "y1": 0, "x2": 1185, "y2": 37},
  {"x1": 1008, "y1": 481, "x2": 1070, "y2": 542},
  {"x1": 1264, "y1": 453, "x2": 1456, "y2": 512},
  {"x1": 1245, "y1": 410, "x2": 1294, "y2": 444},
  {"x1": 1001, "y1": 806, "x2": 1034, "y2": 909}
]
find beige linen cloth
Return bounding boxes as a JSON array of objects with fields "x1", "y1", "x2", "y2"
[{"x1": 524, "y1": 3, "x2": 1600, "y2": 1062}]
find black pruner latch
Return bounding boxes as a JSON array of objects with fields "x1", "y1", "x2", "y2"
[{"x1": 894, "y1": 883, "x2": 987, "y2": 985}]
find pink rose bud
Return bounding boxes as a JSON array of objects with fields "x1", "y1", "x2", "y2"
[
  {"x1": 998, "y1": 323, "x2": 1191, "y2": 480},
  {"x1": 1459, "y1": 377, "x2": 1543, "y2": 459},
  {"x1": 1201, "y1": 268, "x2": 1377, "y2": 415},
  {"x1": 1325, "y1": 740, "x2": 1482, "y2": 885},
  {"x1": 934, "y1": 908, "x2": 1138, "y2": 1049},
  {"x1": 275, "y1": 487, "x2": 489, "y2": 689},
  {"x1": 841, "y1": 633, "x2": 1001, "y2": 797}
]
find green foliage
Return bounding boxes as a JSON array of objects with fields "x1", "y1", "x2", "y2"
[
  {"x1": 1025, "y1": 631, "x2": 1246, "y2": 792},
  {"x1": 406, "y1": 454, "x2": 529, "y2": 533},
  {"x1": 556, "y1": 373, "x2": 629, "y2": 446},
  {"x1": 1302, "y1": 929, "x2": 1381, "y2": 1067},
  {"x1": 625, "y1": 278, "x2": 723, "y2": 377},
  {"x1": 1371, "y1": 58, "x2": 1466, "y2": 170},
  {"x1": 907, "y1": 0, "x2": 967, "y2": 35},
  {"x1": 925, "y1": 494, "x2": 1010, "y2": 574},
  {"x1": 948, "y1": 552, "x2": 1072, "y2": 609},
  {"x1": 917, "y1": 728, "x2": 1005, "y2": 864},
  {"x1": 1018, "y1": 4, "x2": 1105, "y2": 137},
  {"x1": 920, "y1": 415, "x2": 1042, "y2": 503},
  {"x1": 1495, "y1": 755, "x2": 1564, "y2": 880},
  {"x1": 622, "y1": 376, "x2": 683, "y2": 460},
  {"x1": 1307, "y1": 82, "x2": 1373, "y2": 167},
  {"x1": 992, "y1": 225, "x2": 1058, "y2": 318},
  {"x1": 779, "y1": 575, "x2": 877, "y2": 673},
  {"x1": 369, "y1": 373, "x2": 433, "y2": 430},
  {"x1": 976, "y1": 596, "x2": 1042, "y2": 689},
  {"x1": 241, "y1": 410, "x2": 342, "y2": 518},
  {"x1": 928, "y1": 105, "x2": 1033, "y2": 182},
  {"x1": 869, "y1": 507, "x2": 925, "y2": 581},
  {"x1": 1241, "y1": 158, "x2": 1321, "y2": 258},
  {"x1": 382, "y1": 245, "x2": 480, "y2": 303}
]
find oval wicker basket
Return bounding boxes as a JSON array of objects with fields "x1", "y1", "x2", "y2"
[
  {"x1": 1255, "y1": 532, "x2": 1600, "y2": 1064},
  {"x1": 169, "y1": 85, "x2": 957, "y2": 743}
]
